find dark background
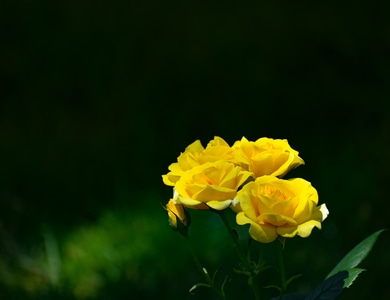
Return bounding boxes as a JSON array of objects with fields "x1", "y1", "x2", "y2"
[{"x1": 0, "y1": 1, "x2": 389, "y2": 299}]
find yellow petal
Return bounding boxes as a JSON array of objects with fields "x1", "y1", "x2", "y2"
[
  {"x1": 257, "y1": 213, "x2": 297, "y2": 227},
  {"x1": 236, "y1": 212, "x2": 277, "y2": 243},
  {"x1": 178, "y1": 196, "x2": 203, "y2": 207},
  {"x1": 236, "y1": 211, "x2": 253, "y2": 226},
  {"x1": 249, "y1": 223, "x2": 277, "y2": 243},
  {"x1": 186, "y1": 139, "x2": 205, "y2": 152},
  {"x1": 162, "y1": 174, "x2": 176, "y2": 186},
  {"x1": 166, "y1": 198, "x2": 188, "y2": 227},
  {"x1": 207, "y1": 199, "x2": 232, "y2": 210},
  {"x1": 192, "y1": 184, "x2": 236, "y2": 201},
  {"x1": 277, "y1": 219, "x2": 322, "y2": 238},
  {"x1": 296, "y1": 220, "x2": 322, "y2": 237},
  {"x1": 235, "y1": 182, "x2": 258, "y2": 220},
  {"x1": 276, "y1": 226, "x2": 298, "y2": 238}
]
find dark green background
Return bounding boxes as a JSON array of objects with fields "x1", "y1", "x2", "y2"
[{"x1": 0, "y1": 1, "x2": 389, "y2": 299}]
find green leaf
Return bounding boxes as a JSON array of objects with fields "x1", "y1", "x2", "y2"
[
  {"x1": 189, "y1": 283, "x2": 211, "y2": 294},
  {"x1": 305, "y1": 271, "x2": 348, "y2": 300},
  {"x1": 270, "y1": 272, "x2": 348, "y2": 300},
  {"x1": 343, "y1": 268, "x2": 365, "y2": 288},
  {"x1": 326, "y1": 229, "x2": 385, "y2": 280}
]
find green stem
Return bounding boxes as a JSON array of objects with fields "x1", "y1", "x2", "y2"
[
  {"x1": 252, "y1": 278, "x2": 260, "y2": 300},
  {"x1": 216, "y1": 209, "x2": 260, "y2": 300},
  {"x1": 185, "y1": 236, "x2": 207, "y2": 280},
  {"x1": 217, "y1": 210, "x2": 249, "y2": 268},
  {"x1": 184, "y1": 236, "x2": 227, "y2": 300},
  {"x1": 277, "y1": 240, "x2": 287, "y2": 299}
]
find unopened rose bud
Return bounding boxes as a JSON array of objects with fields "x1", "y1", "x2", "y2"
[{"x1": 166, "y1": 198, "x2": 190, "y2": 236}]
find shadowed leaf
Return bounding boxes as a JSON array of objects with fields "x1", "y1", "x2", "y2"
[
  {"x1": 305, "y1": 270, "x2": 348, "y2": 300},
  {"x1": 326, "y1": 229, "x2": 385, "y2": 280}
]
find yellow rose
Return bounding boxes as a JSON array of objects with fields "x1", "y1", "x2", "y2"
[
  {"x1": 234, "y1": 175, "x2": 328, "y2": 243},
  {"x1": 174, "y1": 160, "x2": 252, "y2": 210},
  {"x1": 232, "y1": 137, "x2": 304, "y2": 178},
  {"x1": 166, "y1": 198, "x2": 189, "y2": 228},
  {"x1": 162, "y1": 136, "x2": 235, "y2": 186}
]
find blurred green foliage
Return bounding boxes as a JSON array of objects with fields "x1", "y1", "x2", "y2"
[{"x1": 0, "y1": 0, "x2": 389, "y2": 299}]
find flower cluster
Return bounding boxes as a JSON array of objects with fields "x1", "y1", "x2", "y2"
[{"x1": 162, "y1": 136, "x2": 328, "y2": 243}]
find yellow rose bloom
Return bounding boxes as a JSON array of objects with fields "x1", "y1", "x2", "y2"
[
  {"x1": 166, "y1": 198, "x2": 189, "y2": 228},
  {"x1": 162, "y1": 136, "x2": 235, "y2": 186},
  {"x1": 234, "y1": 175, "x2": 328, "y2": 243},
  {"x1": 233, "y1": 137, "x2": 304, "y2": 178},
  {"x1": 174, "y1": 160, "x2": 252, "y2": 210}
]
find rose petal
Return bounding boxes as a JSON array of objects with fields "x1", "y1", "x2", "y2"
[
  {"x1": 236, "y1": 212, "x2": 277, "y2": 243},
  {"x1": 319, "y1": 203, "x2": 329, "y2": 221},
  {"x1": 277, "y1": 219, "x2": 322, "y2": 238},
  {"x1": 192, "y1": 184, "x2": 236, "y2": 201},
  {"x1": 207, "y1": 199, "x2": 232, "y2": 210},
  {"x1": 177, "y1": 196, "x2": 203, "y2": 207},
  {"x1": 257, "y1": 213, "x2": 297, "y2": 227}
]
